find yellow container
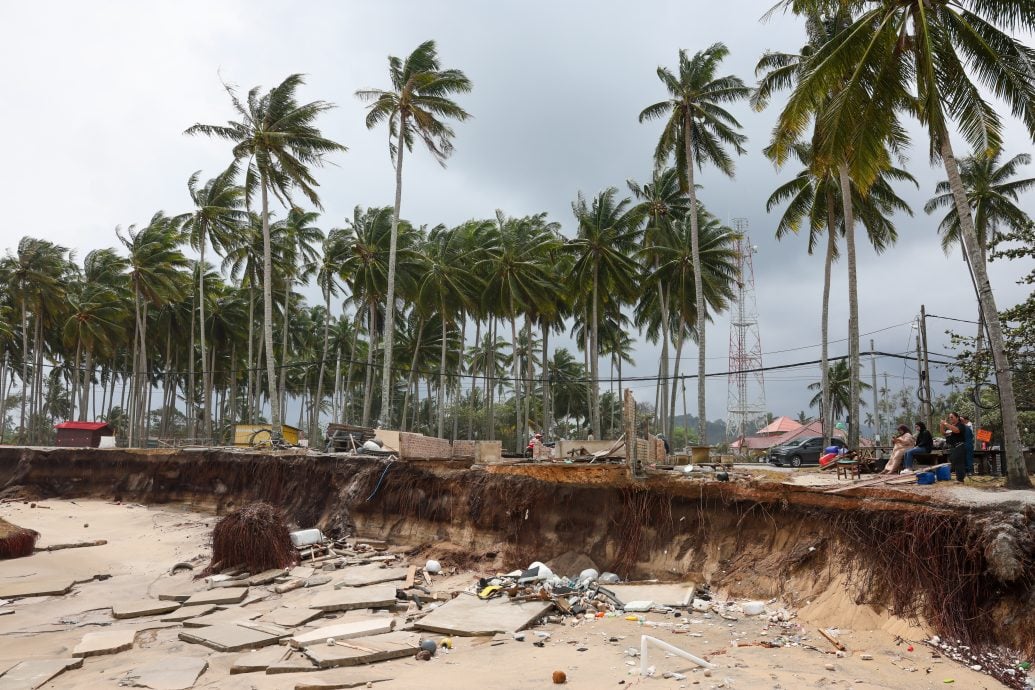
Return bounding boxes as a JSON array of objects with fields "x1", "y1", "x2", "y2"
[{"x1": 233, "y1": 424, "x2": 301, "y2": 447}]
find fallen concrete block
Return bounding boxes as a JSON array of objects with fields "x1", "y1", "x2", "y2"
[
  {"x1": 261, "y1": 607, "x2": 324, "y2": 628},
  {"x1": 310, "y1": 584, "x2": 397, "y2": 613},
  {"x1": 266, "y1": 656, "x2": 318, "y2": 674},
  {"x1": 182, "y1": 588, "x2": 248, "y2": 607},
  {"x1": 123, "y1": 657, "x2": 207, "y2": 690},
  {"x1": 0, "y1": 577, "x2": 75, "y2": 599},
  {"x1": 230, "y1": 647, "x2": 287, "y2": 674},
  {"x1": 415, "y1": 594, "x2": 552, "y2": 636},
  {"x1": 333, "y1": 565, "x2": 408, "y2": 588},
  {"x1": 73, "y1": 629, "x2": 137, "y2": 657},
  {"x1": 303, "y1": 631, "x2": 422, "y2": 669},
  {"x1": 291, "y1": 672, "x2": 391, "y2": 690},
  {"x1": 247, "y1": 569, "x2": 287, "y2": 587},
  {"x1": 0, "y1": 658, "x2": 82, "y2": 690},
  {"x1": 111, "y1": 599, "x2": 181, "y2": 620},
  {"x1": 161, "y1": 605, "x2": 217, "y2": 623},
  {"x1": 289, "y1": 618, "x2": 396, "y2": 648},
  {"x1": 181, "y1": 607, "x2": 261, "y2": 628},
  {"x1": 178, "y1": 623, "x2": 281, "y2": 652}
]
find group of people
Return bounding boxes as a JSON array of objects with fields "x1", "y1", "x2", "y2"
[{"x1": 880, "y1": 412, "x2": 975, "y2": 482}]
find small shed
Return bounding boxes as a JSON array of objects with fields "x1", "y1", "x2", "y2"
[
  {"x1": 54, "y1": 421, "x2": 115, "y2": 448},
  {"x1": 233, "y1": 424, "x2": 301, "y2": 447}
]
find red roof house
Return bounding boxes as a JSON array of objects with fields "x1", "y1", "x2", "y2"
[{"x1": 54, "y1": 421, "x2": 114, "y2": 448}]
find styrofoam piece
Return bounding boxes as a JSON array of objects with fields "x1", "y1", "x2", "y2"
[
  {"x1": 290, "y1": 529, "x2": 325, "y2": 548},
  {"x1": 623, "y1": 601, "x2": 655, "y2": 612}
]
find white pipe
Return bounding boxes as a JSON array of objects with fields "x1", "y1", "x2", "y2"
[{"x1": 641, "y1": 634, "x2": 714, "y2": 675}]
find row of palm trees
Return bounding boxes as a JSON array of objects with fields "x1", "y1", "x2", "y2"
[
  {"x1": 4, "y1": 1, "x2": 1035, "y2": 486},
  {"x1": 0, "y1": 192, "x2": 738, "y2": 449}
]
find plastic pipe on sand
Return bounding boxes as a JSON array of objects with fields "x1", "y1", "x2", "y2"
[{"x1": 640, "y1": 634, "x2": 714, "y2": 675}]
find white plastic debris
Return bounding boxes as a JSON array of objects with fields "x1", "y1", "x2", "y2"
[
  {"x1": 424, "y1": 559, "x2": 442, "y2": 575},
  {"x1": 623, "y1": 601, "x2": 655, "y2": 613},
  {"x1": 742, "y1": 601, "x2": 765, "y2": 616},
  {"x1": 289, "y1": 529, "x2": 325, "y2": 548},
  {"x1": 691, "y1": 598, "x2": 711, "y2": 612},
  {"x1": 578, "y1": 568, "x2": 599, "y2": 583},
  {"x1": 598, "y1": 572, "x2": 620, "y2": 584}
]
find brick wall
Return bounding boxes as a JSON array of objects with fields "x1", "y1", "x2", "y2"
[
  {"x1": 452, "y1": 440, "x2": 477, "y2": 460},
  {"x1": 452, "y1": 440, "x2": 503, "y2": 463},
  {"x1": 398, "y1": 432, "x2": 452, "y2": 460}
]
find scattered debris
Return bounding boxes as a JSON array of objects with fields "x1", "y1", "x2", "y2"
[
  {"x1": 303, "y1": 631, "x2": 422, "y2": 668},
  {"x1": 177, "y1": 623, "x2": 282, "y2": 652}
]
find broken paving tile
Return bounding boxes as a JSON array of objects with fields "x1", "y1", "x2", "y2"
[
  {"x1": 182, "y1": 588, "x2": 248, "y2": 607},
  {"x1": 181, "y1": 607, "x2": 261, "y2": 628},
  {"x1": 0, "y1": 658, "x2": 82, "y2": 690},
  {"x1": 261, "y1": 607, "x2": 324, "y2": 628},
  {"x1": 302, "y1": 631, "x2": 422, "y2": 669},
  {"x1": 288, "y1": 566, "x2": 316, "y2": 579},
  {"x1": 0, "y1": 577, "x2": 75, "y2": 599},
  {"x1": 111, "y1": 599, "x2": 181, "y2": 620},
  {"x1": 247, "y1": 569, "x2": 287, "y2": 587},
  {"x1": 178, "y1": 623, "x2": 281, "y2": 652},
  {"x1": 230, "y1": 647, "x2": 289, "y2": 674},
  {"x1": 161, "y1": 605, "x2": 218, "y2": 623},
  {"x1": 73, "y1": 629, "x2": 137, "y2": 657},
  {"x1": 415, "y1": 595, "x2": 553, "y2": 636},
  {"x1": 123, "y1": 657, "x2": 207, "y2": 690},
  {"x1": 289, "y1": 618, "x2": 396, "y2": 648},
  {"x1": 332, "y1": 565, "x2": 408, "y2": 588},
  {"x1": 309, "y1": 584, "x2": 397, "y2": 613},
  {"x1": 291, "y1": 672, "x2": 391, "y2": 690},
  {"x1": 266, "y1": 655, "x2": 318, "y2": 674}
]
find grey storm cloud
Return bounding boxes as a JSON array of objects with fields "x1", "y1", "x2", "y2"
[{"x1": 1, "y1": 0, "x2": 1031, "y2": 422}]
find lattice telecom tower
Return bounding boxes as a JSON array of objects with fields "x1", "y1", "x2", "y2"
[{"x1": 726, "y1": 218, "x2": 767, "y2": 444}]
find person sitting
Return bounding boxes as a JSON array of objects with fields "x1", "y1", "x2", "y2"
[
  {"x1": 882, "y1": 425, "x2": 915, "y2": 474},
  {"x1": 901, "y1": 421, "x2": 934, "y2": 471}
]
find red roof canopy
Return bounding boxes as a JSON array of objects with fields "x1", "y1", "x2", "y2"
[{"x1": 54, "y1": 421, "x2": 112, "y2": 431}]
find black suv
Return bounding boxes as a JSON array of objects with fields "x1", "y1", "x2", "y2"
[{"x1": 768, "y1": 436, "x2": 846, "y2": 467}]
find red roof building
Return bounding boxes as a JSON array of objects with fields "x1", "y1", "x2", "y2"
[{"x1": 54, "y1": 421, "x2": 114, "y2": 448}]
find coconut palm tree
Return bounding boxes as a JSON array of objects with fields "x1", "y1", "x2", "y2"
[
  {"x1": 183, "y1": 164, "x2": 245, "y2": 440},
  {"x1": 808, "y1": 359, "x2": 870, "y2": 425},
  {"x1": 652, "y1": 207, "x2": 740, "y2": 434},
  {"x1": 117, "y1": 212, "x2": 189, "y2": 446},
  {"x1": 356, "y1": 40, "x2": 472, "y2": 429},
  {"x1": 570, "y1": 189, "x2": 641, "y2": 439},
  {"x1": 187, "y1": 74, "x2": 346, "y2": 442},
  {"x1": 313, "y1": 227, "x2": 355, "y2": 436},
  {"x1": 777, "y1": 0, "x2": 1035, "y2": 487},
  {"x1": 640, "y1": 43, "x2": 750, "y2": 443}
]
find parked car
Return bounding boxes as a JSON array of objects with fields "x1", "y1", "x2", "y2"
[{"x1": 769, "y1": 436, "x2": 846, "y2": 467}]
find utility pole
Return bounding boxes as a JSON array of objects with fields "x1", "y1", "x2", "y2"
[
  {"x1": 915, "y1": 323, "x2": 928, "y2": 425},
  {"x1": 870, "y1": 339, "x2": 880, "y2": 444},
  {"x1": 882, "y1": 372, "x2": 890, "y2": 433},
  {"x1": 920, "y1": 305, "x2": 934, "y2": 427}
]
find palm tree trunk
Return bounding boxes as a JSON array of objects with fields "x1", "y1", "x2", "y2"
[
  {"x1": 200, "y1": 236, "x2": 213, "y2": 441},
  {"x1": 246, "y1": 286, "x2": 255, "y2": 424},
  {"x1": 332, "y1": 344, "x2": 341, "y2": 423},
  {"x1": 279, "y1": 287, "x2": 291, "y2": 414},
  {"x1": 489, "y1": 318, "x2": 497, "y2": 440},
  {"x1": 541, "y1": 327, "x2": 550, "y2": 438},
  {"x1": 315, "y1": 285, "x2": 332, "y2": 436},
  {"x1": 362, "y1": 302, "x2": 376, "y2": 427},
  {"x1": 837, "y1": 163, "x2": 860, "y2": 450},
  {"x1": 18, "y1": 297, "x2": 28, "y2": 444},
  {"x1": 511, "y1": 307, "x2": 521, "y2": 452},
  {"x1": 260, "y1": 179, "x2": 283, "y2": 441},
  {"x1": 379, "y1": 116, "x2": 406, "y2": 426},
  {"x1": 684, "y1": 117, "x2": 707, "y2": 445},
  {"x1": 821, "y1": 186, "x2": 837, "y2": 446},
  {"x1": 344, "y1": 312, "x2": 361, "y2": 424},
  {"x1": 438, "y1": 313, "x2": 448, "y2": 438},
  {"x1": 523, "y1": 317, "x2": 533, "y2": 438},
  {"x1": 71, "y1": 340, "x2": 81, "y2": 423},
  {"x1": 468, "y1": 318, "x2": 480, "y2": 439},
  {"x1": 656, "y1": 281, "x2": 671, "y2": 437},
  {"x1": 79, "y1": 349, "x2": 92, "y2": 422},
  {"x1": 670, "y1": 318, "x2": 685, "y2": 435},
  {"x1": 129, "y1": 290, "x2": 142, "y2": 447},
  {"x1": 589, "y1": 270, "x2": 601, "y2": 439},
  {"x1": 940, "y1": 136, "x2": 1028, "y2": 488},
  {"x1": 188, "y1": 294, "x2": 196, "y2": 438},
  {"x1": 400, "y1": 318, "x2": 424, "y2": 431}
]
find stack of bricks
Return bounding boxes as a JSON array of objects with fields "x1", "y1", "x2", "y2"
[
  {"x1": 451, "y1": 440, "x2": 503, "y2": 463},
  {"x1": 398, "y1": 432, "x2": 452, "y2": 460},
  {"x1": 452, "y1": 440, "x2": 477, "y2": 461}
]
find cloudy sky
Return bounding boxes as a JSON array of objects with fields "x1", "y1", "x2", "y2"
[{"x1": 2, "y1": 1, "x2": 1032, "y2": 426}]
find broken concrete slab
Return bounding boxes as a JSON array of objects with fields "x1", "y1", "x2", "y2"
[
  {"x1": 289, "y1": 618, "x2": 396, "y2": 648},
  {"x1": 292, "y1": 675, "x2": 391, "y2": 690},
  {"x1": 266, "y1": 656, "x2": 318, "y2": 674},
  {"x1": 415, "y1": 594, "x2": 552, "y2": 636},
  {"x1": 310, "y1": 584, "x2": 397, "y2": 613},
  {"x1": 230, "y1": 647, "x2": 288, "y2": 674},
  {"x1": 182, "y1": 587, "x2": 248, "y2": 607},
  {"x1": 332, "y1": 565, "x2": 408, "y2": 588},
  {"x1": 261, "y1": 606, "x2": 324, "y2": 628},
  {"x1": 124, "y1": 657, "x2": 207, "y2": 690},
  {"x1": 0, "y1": 658, "x2": 82, "y2": 690},
  {"x1": 182, "y1": 607, "x2": 261, "y2": 628},
  {"x1": 0, "y1": 577, "x2": 75, "y2": 599},
  {"x1": 608, "y1": 582, "x2": 695, "y2": 608},
  {"x1": 73, "y1": 629, "x2": 137, "y2": 657},
  {"x1": 302, "y1": 631, "x2": 422, "y2": 669},
  {"x1": 288, "y1": 566, "x2": 316, "y2": 579},
  {"x1": 161, "y1": 605, "x2": 218, "y2": 623},
  {"x1": 178, "y1": 623, "x2": 281, "y2": 652},
  {"x1": 112, "y1": 599, "x2": 181, "y2": 619}
]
